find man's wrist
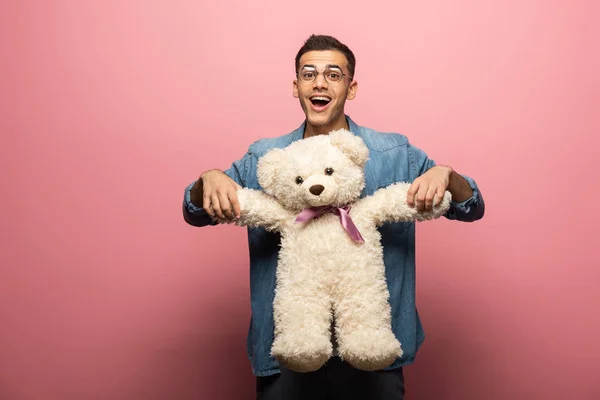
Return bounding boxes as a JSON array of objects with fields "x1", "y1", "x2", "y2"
[
  {"x1": 447, "y1": 168, "x2": 473, "y2": 202},
  {"x1": 190, "y1": 179, "x2": 204, "y2": 208},
  {"x1": 446, "y1": 167, "x2": 457, "y2": 189}
]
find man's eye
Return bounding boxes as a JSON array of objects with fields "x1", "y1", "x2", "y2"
[{"x1": 303, "y1": 72, "x2": 314, "y2": 79}]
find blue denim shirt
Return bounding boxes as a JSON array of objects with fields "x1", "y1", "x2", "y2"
[{"x1": 182, "y1": 116, "x2": 485, "y2": 376}]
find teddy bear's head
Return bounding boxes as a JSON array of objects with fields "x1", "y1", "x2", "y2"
[{"x1": 257, "y1": 129, "x2": 370, "y2": 212}]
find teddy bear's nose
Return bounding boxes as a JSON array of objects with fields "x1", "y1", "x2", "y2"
[{"x1": 309, "y1": 184, "x2": 325, "y2": 196}]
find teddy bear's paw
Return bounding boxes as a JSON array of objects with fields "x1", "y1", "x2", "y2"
[
  {"x1": 275, "y1": 352, "x2": 330, "y2": 373},
  {"x1": 336, "y1": 329, "x2": 403, "y2": 371},
  {"x1": 271, "y1": 336, "x2": 332, "y2": 373}
]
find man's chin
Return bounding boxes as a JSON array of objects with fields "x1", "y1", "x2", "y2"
[{"x1": 306, "y1": 113, "x2": 333, "y2": 127}]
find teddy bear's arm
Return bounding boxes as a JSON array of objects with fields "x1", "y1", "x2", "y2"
[
  {"x1": 354, "y1": 182, "x2": 452, "y2": 226},
  {"x1": 226, "y1": 188, "x2": 292, "y2": 232}
]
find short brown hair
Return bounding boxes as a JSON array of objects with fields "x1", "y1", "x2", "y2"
[{"x1": 295, "y1": 34, "x2": 356, "y2": 78}]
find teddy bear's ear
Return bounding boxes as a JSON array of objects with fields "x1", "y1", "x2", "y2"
[
  {"x1": 257, "y1": 148, "x2": 286, "y2": 191},
  {"x1": 329, "y1": 129, "x2": 370, "y2": 168}
]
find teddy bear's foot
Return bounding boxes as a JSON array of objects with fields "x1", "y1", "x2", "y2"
[
  {"x1": 271, "y1": 334, "x2": 332, "y2": 373},
  {"x1": 336, "y1": 328, "x2": 402, "y2": 371},
  {"x1": 274, "y1": 352, "x2": 331, "y2": 373}
]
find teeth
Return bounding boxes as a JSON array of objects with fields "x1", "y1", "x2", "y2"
[{"x1": 311, "y1": 96, "x2": 331, "y2": 101}]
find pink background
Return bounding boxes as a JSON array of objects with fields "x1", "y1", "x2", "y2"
[{"x1": 2, "y1": 1, "x2": 599, "y2": 399}]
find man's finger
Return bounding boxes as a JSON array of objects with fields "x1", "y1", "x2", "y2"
[
  {"x1": 211, "y1": 195, "x2": 224, "y2": 219},
  {"x1": 407, "y1": 182, "x2": 420, "y2": 207},
  {"x1": 229, "y1": 190, "x2": 241, "y2": 218},
  {"x1": 203, "y1": 194, "x2": 213, "y2": 216},
  {"x1": 425, "y1": 186, "x2": 437, "y2": 210},
  {"x1": 435, "y1": 188, "x2": 445, "y2": 206},
  {"x1": 218, "y1": 191, "x2": 233, "y2": 220},
  {"x1": 416, "y1": 185, "x2": 427, "y2": 212}
]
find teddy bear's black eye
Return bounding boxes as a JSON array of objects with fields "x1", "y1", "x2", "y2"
[
  {"x1": 295, "y1": 176, "x2": 304, "y2": 185},
  {"x1": 325, "y1": 167, "x2": 334, "y2": 175}
]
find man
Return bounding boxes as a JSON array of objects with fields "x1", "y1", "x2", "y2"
[{"x1": 182, "y1": 34, "x2": 485, "y2": 399}]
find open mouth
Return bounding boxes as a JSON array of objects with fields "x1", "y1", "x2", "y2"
[{"x1": 310, "y1": 96, "x2": 331, "y2": 110}]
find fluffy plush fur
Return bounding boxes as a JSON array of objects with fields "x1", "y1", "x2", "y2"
[{"x1": 221, "y1": 129, "x2": 451, "y2": 372}]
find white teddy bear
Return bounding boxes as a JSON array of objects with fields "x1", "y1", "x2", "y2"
[{"x1": 222, "y1": 129, "x2": 451, "y2": 373}]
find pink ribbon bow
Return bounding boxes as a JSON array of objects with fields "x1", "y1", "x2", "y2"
[{"x1": 295, "y1": 205, "x2": 365, "y2": 243}]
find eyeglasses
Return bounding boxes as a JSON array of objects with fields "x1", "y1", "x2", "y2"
[{"x1": 297, "y1": 66, "x2": 352, "y2": 84}]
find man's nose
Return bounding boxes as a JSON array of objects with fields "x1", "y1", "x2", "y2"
[{"x1": 313, "y1": 73, "x2": 328, "y2": 89}]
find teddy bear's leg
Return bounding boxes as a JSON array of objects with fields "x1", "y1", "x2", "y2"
[
  {"x1": 270, "y1": 262, "x2": 333, "y2": 373},
  {"x1": 332, "y1": 260, "x2": 403, "y2": 371}
]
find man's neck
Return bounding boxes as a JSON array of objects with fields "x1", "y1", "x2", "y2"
[{"x1": 303, "y1": 116, "x2": 349, "y2": 138}]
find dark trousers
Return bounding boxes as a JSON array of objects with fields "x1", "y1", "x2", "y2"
[{"x1": 256, "y1": 357, "x2": 405, "y2": 400}]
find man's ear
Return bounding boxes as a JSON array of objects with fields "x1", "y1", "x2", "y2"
[
  {"x1": 257, "y1": 148, "x2": 286, "y2": 192},
  {"x1": 329, "y1": 129, "x2": 369, "y2": 168},
  {"x1": 346, "y1": 79, "x2": 357, "y2": 100},
  {"x1": 293, "y1": 79, "x2": 299, "y2": 98}
]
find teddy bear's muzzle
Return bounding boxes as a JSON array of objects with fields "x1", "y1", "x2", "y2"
[{"x1": 302, "y1": 176, "x2": 338, "y2": 206}]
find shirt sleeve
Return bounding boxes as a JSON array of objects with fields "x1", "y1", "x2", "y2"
[
  {"x1": 408, "y1": 143, "x2": 485, "y2": 222},
  {"x1": 182, "y1": 152, "x2": 250, "y2": 227}
]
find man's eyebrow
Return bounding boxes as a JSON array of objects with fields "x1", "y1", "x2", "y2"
[{"x1": 300, "y1": 64, "x2": 343, "y2": 70}]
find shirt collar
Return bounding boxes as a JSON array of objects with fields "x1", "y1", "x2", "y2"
[{"x1": 291, "y1": 115, "x2": 360, "y2": 143}]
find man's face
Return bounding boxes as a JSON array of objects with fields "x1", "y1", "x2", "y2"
[{"x1": 293, "y1": 50, "x2": 357, "y2": 130}]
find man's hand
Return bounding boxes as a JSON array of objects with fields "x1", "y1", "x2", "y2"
[
  {"x1": 190, "y1": 170, "x2": 241, "y2": 220},
  {"x1": 407, "y1": 165, "x2": 453, "y2": 212}
]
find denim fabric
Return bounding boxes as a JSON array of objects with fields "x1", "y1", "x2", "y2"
[{"x1": 182, "y1": 116, "x2": 485, "y2": 376}]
